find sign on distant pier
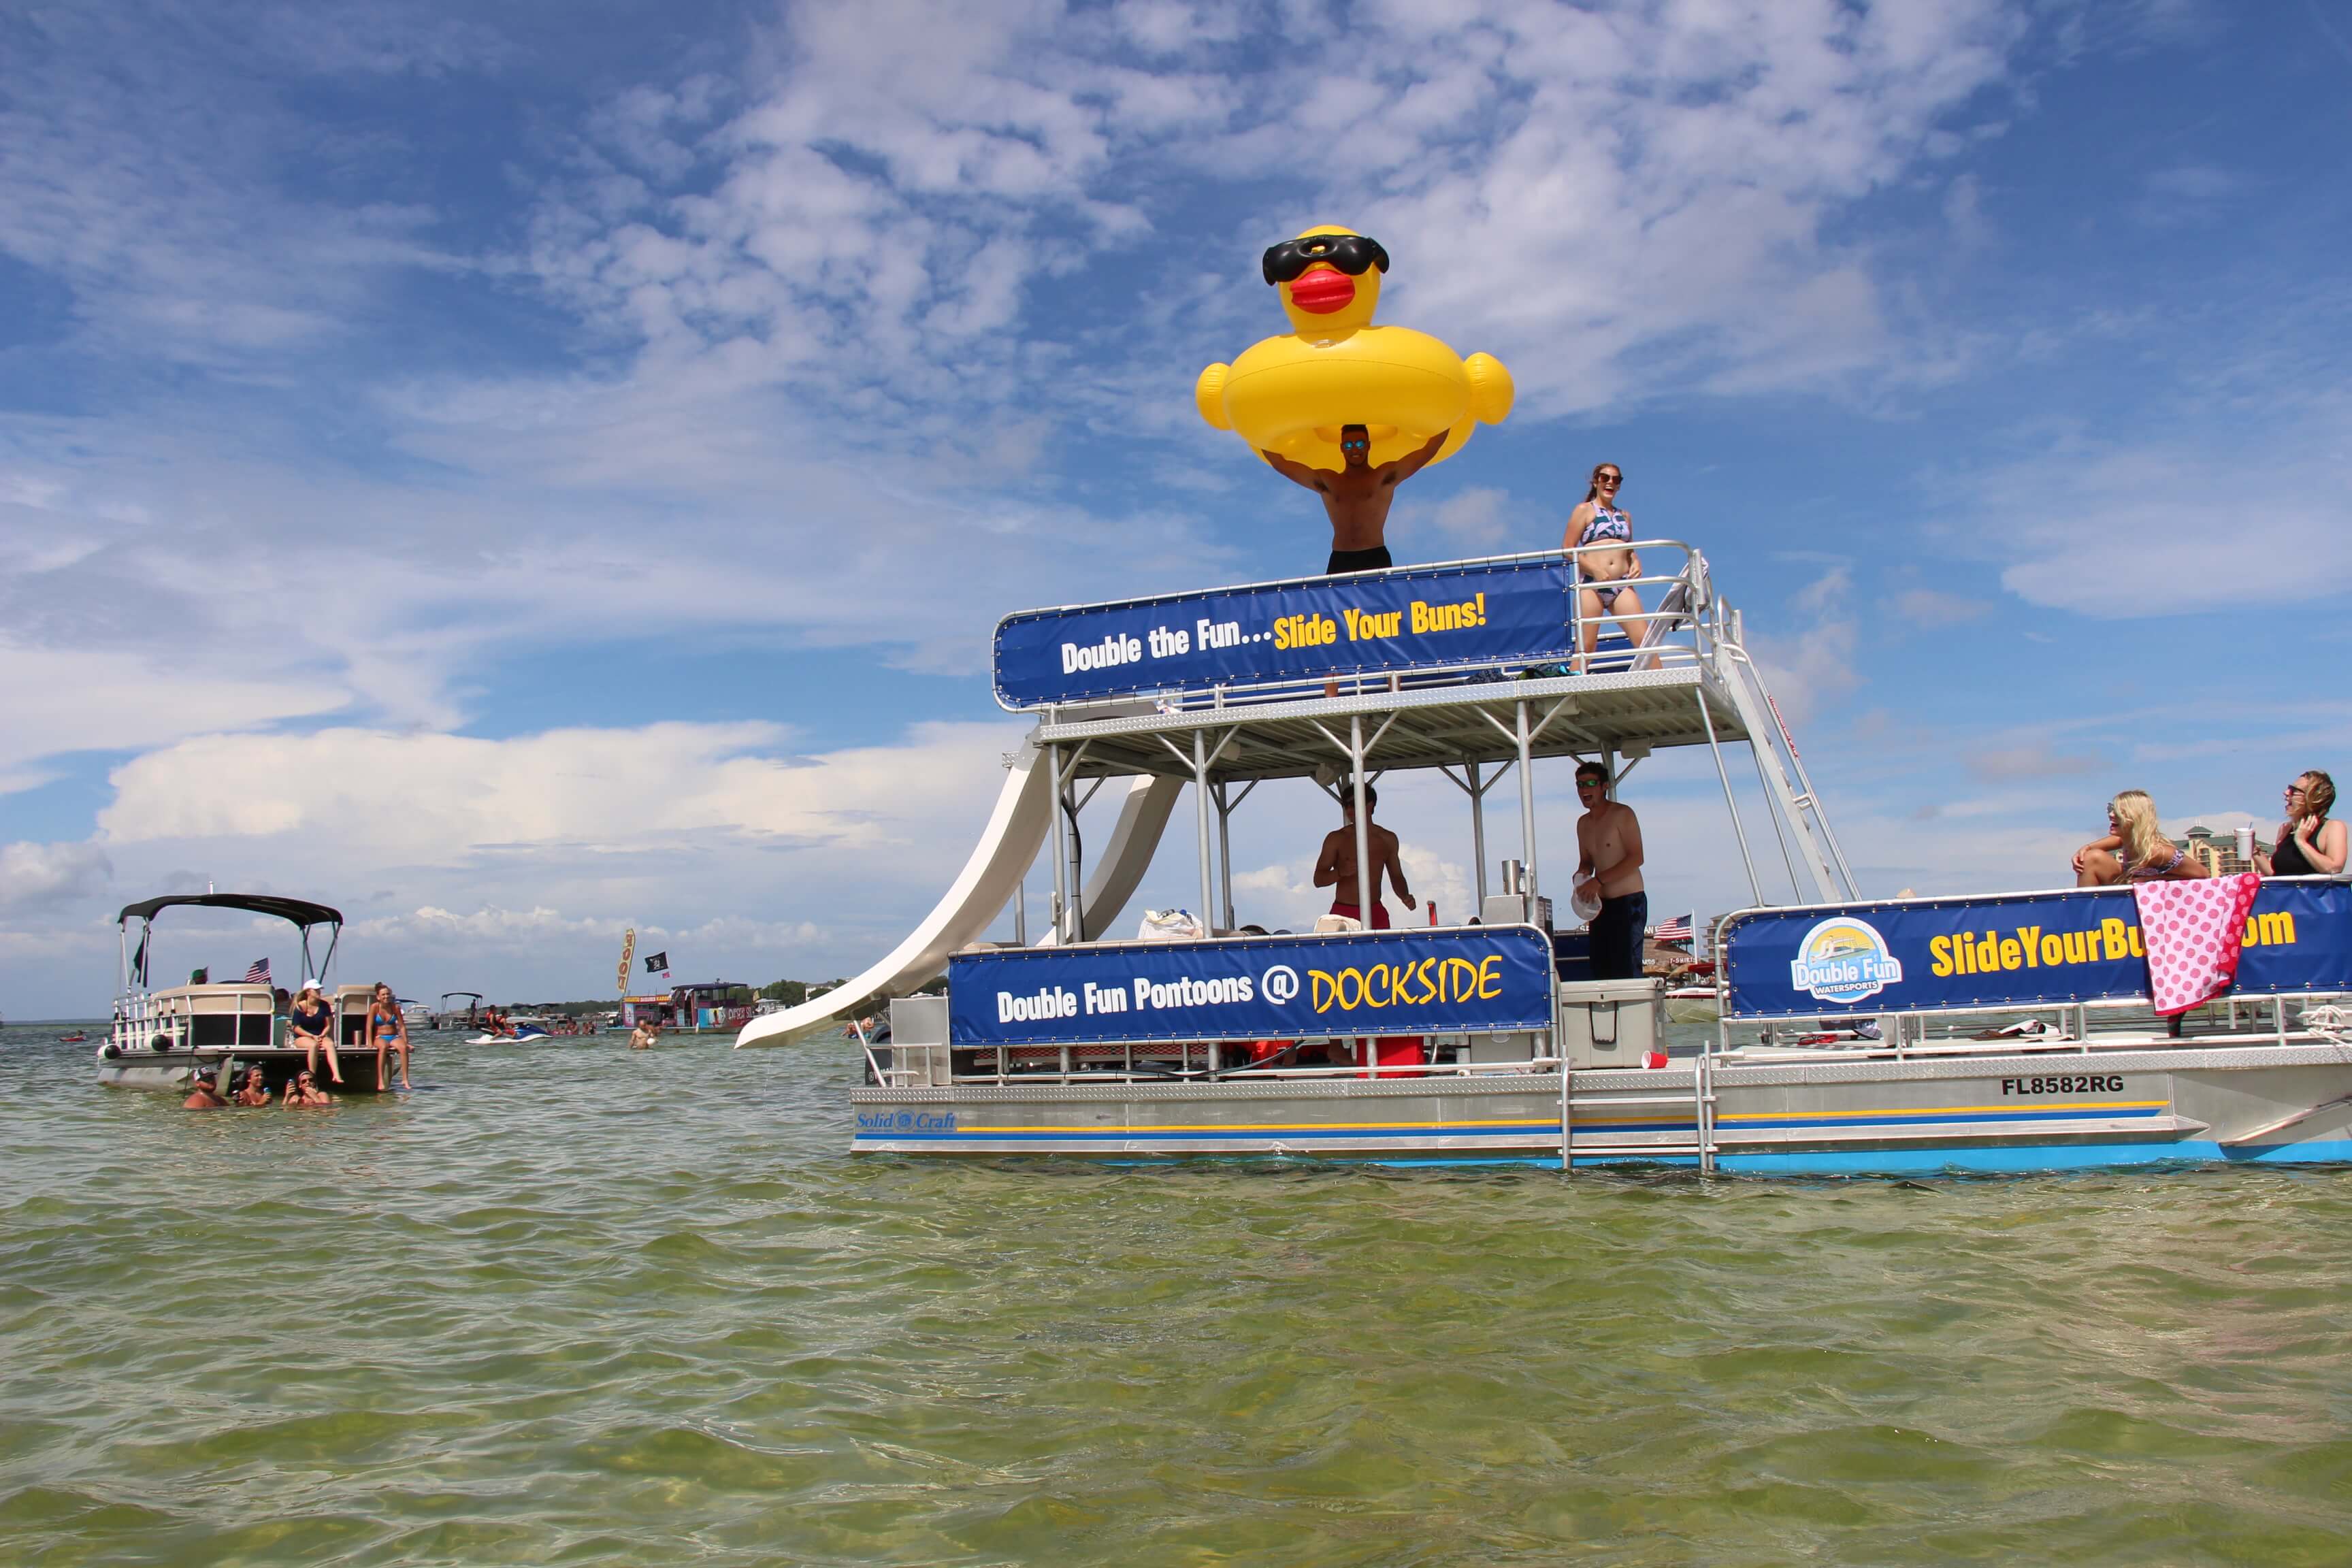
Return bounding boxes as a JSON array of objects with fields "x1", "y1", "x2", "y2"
[{"x1": 993, "y1": 557, "x2": 1578, "y2": 707}]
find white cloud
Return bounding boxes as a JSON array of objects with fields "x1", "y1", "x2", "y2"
[
  {"x1": 1748, "y1": 567, "x2": 1860, "y2": 727},
  {"x1": 0, "y1": 635, "x2": 350, "y2": 781},
  {"x1": 1394, "y1": 486, "x2": 1516, "y2": 552},
  {"x1": 98, "y1": 719, "x2": 1026, "y2": 861},
  {"x1": 1963, "y1": 395, "x2": 2352, "y2": 615},
  {"x1": 0, "y1": 841, "x2": 114, "y2": 911}
]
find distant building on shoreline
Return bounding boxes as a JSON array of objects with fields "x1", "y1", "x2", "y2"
[{"x1": 2174, "y1": 824, "x2": 2270, "y2": 877}]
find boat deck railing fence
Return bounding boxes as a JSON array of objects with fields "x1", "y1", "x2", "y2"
[{"x1": 1036, "y1": 543, "x2": 1716, "y2": 718}]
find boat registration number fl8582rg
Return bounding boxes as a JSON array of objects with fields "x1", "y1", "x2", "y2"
[{"x1": 2000, "y1": 1075, "x2": 2125, "y2": 1096}]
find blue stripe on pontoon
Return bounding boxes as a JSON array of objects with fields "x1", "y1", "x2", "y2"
[{"x1": 857, "y1": 1105, "x2": 2172, "y2": 1145}]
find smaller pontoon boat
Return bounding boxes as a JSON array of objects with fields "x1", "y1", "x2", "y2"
[{"x1": 98, "y1": 894, "x2": 409, "y2": 1093}]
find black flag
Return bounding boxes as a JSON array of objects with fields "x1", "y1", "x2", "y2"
[{"x1": 643, "y1": 951, "x2": 670, "y2": 973}]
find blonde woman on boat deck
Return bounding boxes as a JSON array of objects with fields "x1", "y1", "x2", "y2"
[
  {"x1": 366, "y1": 981, "x2": 412, "y2": 1092},
  {"x1": 1563, "y1": 462, "x2": 1644, "y2": 668},
  {"x1": 2255, "y1": 770, "x2": 2347, "y2": 877},
  {"x1": 287, "y1": 981, "x2": 342, "y2": 1085},
  {"x1": 2072, "y1": 790, "x2": 2210, "y2": 886}
]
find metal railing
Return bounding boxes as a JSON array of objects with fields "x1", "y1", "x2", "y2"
[{"x1": 1028, "y1": 542, "x2": 1716, "y2": 717}]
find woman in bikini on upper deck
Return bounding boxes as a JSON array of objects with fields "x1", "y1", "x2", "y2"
[{"x1": 1563, "y1": 462, "x2": 1646, "y2": 669}]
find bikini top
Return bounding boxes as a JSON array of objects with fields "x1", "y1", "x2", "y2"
[
  {"x1": 2127, "y1": 842, "x2": 2185, "y2": 881},
  {"x1": 1578, "y1": 504, "x2": 1631, "y2": 547}
]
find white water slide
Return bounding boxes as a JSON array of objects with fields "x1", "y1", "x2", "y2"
[{"x1": 735, "y1": 740, "x2": 1182, "y2": 1046}]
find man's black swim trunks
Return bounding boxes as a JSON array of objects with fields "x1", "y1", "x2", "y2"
[{"x1": 1325, "y1": 545, "x2": 1394, "y2": 575}]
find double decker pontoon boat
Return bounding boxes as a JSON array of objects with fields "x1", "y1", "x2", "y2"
[
  {"x1": 738, "y1": 542, "x2": 2352, "y2": 1173},
  {"x1": 98, "y1": 894, "x2": 404, "y2": 1092}
]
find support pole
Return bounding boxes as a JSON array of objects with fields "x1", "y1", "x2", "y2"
[
  {"x1": 1515, "y1": 700, "x2": 1539, "y2": 905},
  {"x1": 1697, "y1": 689, "x2": 1764, "y2": 906},
  {"x1": 1047, "y1": 743, "x2": 1071, "y2": 941},
  {"x1": 1350, "y1": 713, "x2": 1374, "y2": 1078},
  {"x1": 1013, "y1": 879, "x2": 1027, "y2": 947},
  {"x1": 1219, "y1": 784, "x2": 1237, "y2": 930},
  {"x1": 1350, "y1": 715, "x2": 1374, "y2": 923},
  {"x1": 1468, "y1": 760, "x2": 1488, "y2": 912},
  {"x1": 1194, "y1": 730, "x2": 1217, "y2": 933}
]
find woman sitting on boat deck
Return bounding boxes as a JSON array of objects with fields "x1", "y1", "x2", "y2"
[
  {"x1": 2072, "y1": 789, "x2": 2210, "y2": 886},
  {"x1": 367, "y1": 981, "x2": 412, "y2": 1092},
  {"x1": 287, "y1": 981, "x2": 343, "y2": 1085},
  {"x1": 2255, "y1": 770, "x2": 2347, "y2": 877}
]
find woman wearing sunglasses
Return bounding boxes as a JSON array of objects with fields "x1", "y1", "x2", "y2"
[
  {"x1": 2256, "y1": 772, "x2": 2345, "y2": 876},
  {"x1": 282, "y1": 1069, "x2": 333, "y2": 1107},
  {"x1": 2073, "y1": 789, "x2": 2209, "y2": 886},
  {"x1": 1563, "y1": 463, "x2": 1646, "y2": 668}
]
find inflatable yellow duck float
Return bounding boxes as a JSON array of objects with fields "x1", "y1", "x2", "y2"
[{"x1": 1196, "y1": 225, "x2": 1514, "y2": 471}]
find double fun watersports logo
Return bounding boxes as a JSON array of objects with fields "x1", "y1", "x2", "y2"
[{"x1": 1788, "y1": 916, "x2": 1904, "y2": 1006}]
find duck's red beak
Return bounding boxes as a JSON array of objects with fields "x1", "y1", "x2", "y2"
[{"x1": 1286, "y1": 265, "x2": 1356, "y2": 315}]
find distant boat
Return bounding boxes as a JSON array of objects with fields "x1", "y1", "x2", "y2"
[
  {"x1": 57, "y1": 1030, "x2": 88, "y2": 1043},
  {"x1": 463, "y1": 1024, "x2": 553, "y2": 1044}
]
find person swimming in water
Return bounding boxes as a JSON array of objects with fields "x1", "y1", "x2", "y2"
[
  {"x1": 1260, "y1": 425, "x2": 1446, "y2": 574},
  {"x1": 282, "y1": 1068, "x2": 333, "y2": 1107}
]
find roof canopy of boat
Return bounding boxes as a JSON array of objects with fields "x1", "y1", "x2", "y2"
[
  {"x1": 116, "y1": 893, "x2": 344, "y2": 930},
  {"x1": 671, "y1": 980, "x2": 751, "y2": 998}
]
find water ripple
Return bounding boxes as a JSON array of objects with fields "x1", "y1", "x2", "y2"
[{"x1": 4, "y1": 1027, "x2": 2350, "y2": 1564}]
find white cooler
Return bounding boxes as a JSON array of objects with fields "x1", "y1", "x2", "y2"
[{"x1": 1557, "y1": 978, "x2": 1664, "y2": 1069}]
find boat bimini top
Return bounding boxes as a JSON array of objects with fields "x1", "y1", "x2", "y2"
[{"x1": 116, "y1": 893, "x2": 343, "y2": 991}]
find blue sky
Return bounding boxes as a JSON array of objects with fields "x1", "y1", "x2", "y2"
[{"x1": 4, "y1": 0, "x2": 2350, "y2": 1017}]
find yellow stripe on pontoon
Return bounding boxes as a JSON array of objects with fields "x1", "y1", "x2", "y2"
[{"x1": 962, "y1": 1116, "x2": 1562, "y2": 1135}]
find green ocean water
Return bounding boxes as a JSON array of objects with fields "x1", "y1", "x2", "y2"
[{"x1": 3, "y1": 1023, "x2": 2349, "y2": 1566}]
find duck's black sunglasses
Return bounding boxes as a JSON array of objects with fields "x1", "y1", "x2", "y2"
[{"x1": 1262, "y1": 233, "x2": 1390, "y2": 286}]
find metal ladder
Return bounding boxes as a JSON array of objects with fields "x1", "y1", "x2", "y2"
[
  {"x1": 1711, "y1": 625, "x2": 1860, "y2": 906},
  {"x1": 1561, "y1": 1058, "x2": 1718, "y2": 1173}
]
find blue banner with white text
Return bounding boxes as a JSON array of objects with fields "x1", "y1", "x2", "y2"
[
  {"x1": 992, "y1": 557, "x2": 1576, "y2": 708},
  {"x1": 1721, "y1": 881, "x2": 2352, "y2": 1018},
  {"x1": 948, "y1": 926, "x2": 1558, "y2": 1046}
]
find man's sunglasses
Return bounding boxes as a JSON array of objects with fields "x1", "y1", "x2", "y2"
[{"x1": 1262, "y1": 233, "x2": 1390, "y2": 287}]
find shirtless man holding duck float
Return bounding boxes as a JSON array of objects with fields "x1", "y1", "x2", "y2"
[{"x1": 1262, "y1": 425, "x2": 1446, "y2": 574}]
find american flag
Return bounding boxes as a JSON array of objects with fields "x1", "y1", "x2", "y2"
[
  {"x1": 1649, "y1": 914, "x2": 1693, "y2": 944},
  {"x1": 243, "y1": 957, "x2": 272, "y2": 984}
]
